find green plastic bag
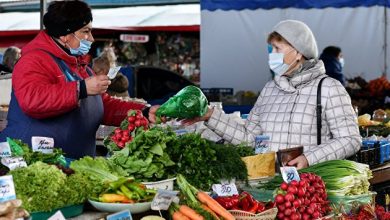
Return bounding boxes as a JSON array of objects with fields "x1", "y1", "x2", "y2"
[{"x1": 156, "y1": 86, "x2": 208, "y2": 119}]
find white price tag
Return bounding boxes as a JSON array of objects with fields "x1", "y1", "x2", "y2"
[
  {"x1": 280, "y1": 166, "x2": 300, "y2": 183},
  {"x1": 0, "y1": 142, "x2": 11, "y2": 158},
  {"x1": 212, "y1": 181, "x2": 238, "y2": 197},
  {"x1": 1, "y1": 157, "x2": 27, "y2": 170},
  {"x1": 107, "y1": 210, "x2": 132, "y2": 220},
  {"x1": 255, "y1": 135, "x2": 270, "y2": 154},
  {"x1": 0, "y1": 175, "x2": 16, "y2": 202},
  {"x1": 151, "y1": 189, "x2": 178, "y2": 211},
  {"x1": 48, "y1": 211, "x2": 66, "y2": 220},
  {"x1": 31, "y1": 136, "x2": 54, "y2": 153},
  {"x1": 107, "y1": 66, "x2": 122, "y2": 79}
]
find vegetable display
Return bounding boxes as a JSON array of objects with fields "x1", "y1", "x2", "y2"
[
  {"x1": 165, "y1": 132, "x2": 249, "y2": 191},
  {"x1": 261, "y1": 160, "x2": 372, "y2": 196},
  {"x1": 214, "y1": 192, "x2": 275, "y2": 214},
  {"x1": 156, "y1": 85, "x2": 208, "y2": 119},
  {"x1": 94, "y1": 177, "x2": 156, "y2": 203},
  {"x1": 108, "y1": 127, "x2": 176, "y2": 181},
  {"x1": 9, "y1": 162, "x2": 68, "y2": 212},
  {"x1": 104, "y1": 110, "x2": 149, "y2": 151},
  {"x1": 274, "y1": 173, "x2": 331, "y2": 220},
  {"x1": 174, "y1": 174, "x2": 235, "y2": 220}
]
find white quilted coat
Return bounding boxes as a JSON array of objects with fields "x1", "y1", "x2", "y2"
[{"x1": 206, "y1": 60, "x2": 361, "y2": 165}]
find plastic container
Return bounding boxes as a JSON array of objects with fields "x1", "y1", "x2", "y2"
[
  {"x1": 30, "y1": 204, "x2": 84, "y2": 219},
  {"x1": 327, "y1": 191, "x2": 377, "y2": 213}
]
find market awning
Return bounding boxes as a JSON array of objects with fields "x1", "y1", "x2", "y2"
[{"x1": 0, "y1": 4, "x2": 200, "y2": 35}]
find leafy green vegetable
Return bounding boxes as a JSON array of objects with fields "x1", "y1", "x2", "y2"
[
  {"x1": 9, "y1": 138, "x2": 66, "y2": 166},
  {"x1": 70, "y1": 156, "x2": 126, "y2": 182},
  {"x1": 156, "y1": 85, "x2": 208, "y2": 119},
  {"x1": 10, "y1": 162, "x2": 67, "y2": 212},
  {"x1": 108, "y1": 127, "x2": 176, "y2": 181},
  {"x1": 165, "y1": 133, "x2": 249, "y2": 191}
]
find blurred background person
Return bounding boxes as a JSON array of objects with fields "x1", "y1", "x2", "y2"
[
  {"x1": 0, "y1": 46, "x2": 21, "y2": 73},
  {"x1": 92, "y1": 50, "x2": 129, "y2": 98},
  {"x1": 320, "y1": 46, "x2": 345, "y2": 86}
]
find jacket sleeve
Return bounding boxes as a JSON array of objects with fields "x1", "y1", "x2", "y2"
[
  {"x1": 101, "y1": 93, "x2": 146, "y2": 126},
  {"x1": 304, "y1": 80, "x2": 361, "y2": 165},
  {"x1": 205, "y1": 93, "x2": 264, "y2": 145},
  {"x1": 12, "y1": 52, "x2": 79, "y2": 119}
]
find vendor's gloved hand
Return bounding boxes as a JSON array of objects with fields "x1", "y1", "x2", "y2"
[
  {"x1": 85, "y1": 75, "x2": 111, "y2": 95},
  {"x1": 287, "y1": 155, "x2": 309, "y2": 170},
  {"x1": 181, "y1": 107, "x2": 214, "y2": 126}
]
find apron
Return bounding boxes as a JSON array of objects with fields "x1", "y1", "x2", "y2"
[{"x1": 0, "y1": 53, "x2": 103, "y2": 159}]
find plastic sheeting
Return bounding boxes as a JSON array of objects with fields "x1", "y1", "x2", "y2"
[
  {"x1": 200, "y1": 6, "x2": 388, "y2": 92},
  {"x1": 201, "y1": 0, "x2": 388, "y2": 11},
  {"x1": 0, "y1": 4, "x2": 200, "y2": 31}
]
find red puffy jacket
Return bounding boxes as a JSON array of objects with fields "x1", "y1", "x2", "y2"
[{"x1": 13, "y1": 31, "x2": 145, "y2": 126}]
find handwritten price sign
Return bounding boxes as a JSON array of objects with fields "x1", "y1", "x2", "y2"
[
  {"x1": 212, "y1": 182, "x2": 238, "y2": 197},
  {"x1": 0, "y1": 175, "x2": 16, "y2": 203},
  {"x1": 280, "y1": 166, "x2": 300, "y2": 183},
  {"x1": 151, "y1": 189, "x2": 178, "y2": 211}
]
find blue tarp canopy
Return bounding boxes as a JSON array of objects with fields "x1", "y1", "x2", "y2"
[{"x1": 201, "y1": 0, "x2": 389, "y2": 11}]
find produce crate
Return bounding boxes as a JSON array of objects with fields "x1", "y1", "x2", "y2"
[
  {"x1": 31, "y1": 204, "x2": 84, "y2": 219},
  {"x1": 229, "y1": 207, "x2": 278, "y2": 220},
  {"x1": 327, "y1": 192, "x2": 376, "y2": 213}
]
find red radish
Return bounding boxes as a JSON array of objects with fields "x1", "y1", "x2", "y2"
[
  {"x1": 297, "y1": 188, "x2": 306, "y2": 197},
  {"x1": 284, "y1": 208, "x2": 292, "y2": 216},
  {"x1": 136, "y1": 114, "x2": 143, "y2": 120},
  {"x1": 290, "y1": 180, "x2": 299, "y2": 187},
  {"x1": 287, "y1": 185, "x2": 298, "y2": 195},
  {"x1": 277, "y1": 212, "x2": 284, "y2": 219},
  {"x1": 284, "y1": 193, "x2": 294, "y2": 202},
  {"x1": 280, "y1": 182, "x2": 289, "y2": 191},
  {"x1": 290, "y1": 213, "x2": 299, "y2": 220},
  {"x1": 114, "y1": 128, "x2": 121, "y2": 134},
  {"x1": 292, "y1": 199, "x2": 301, "y2": 208},
  {"x1": 115, "y1": 133, "x2": 122, "y2": 139},
  {"x1": 135, "y1": 120, "x2": 142, "y2": 127},
  {"x1": 302, "y1": 213, "x2": 310, "y2": 220},
  {"x1": 127, "y1": 116, "x2": 136, "y2": 122},
  {"x1": 275, "y1": 194, "x2": 285, "y2": 204},
  {"x1": 285, "y1": 201, "x2": 292, "y2": 208},
  {"x1": 306, "y1": 207, "x2": 314, "y2": 215},
  {"x1": 278, "y1": 204, "x2": 286, "y2": 212},
  {"x1": 312, "y1": 211, "x2": 320, "y2": 218},
  {"x1": 128, "y1": 124, "x2": 135, "y2": 131}
]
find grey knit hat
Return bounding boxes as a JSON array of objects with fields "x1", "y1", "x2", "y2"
[{"x1": 272, "y1": 20, "x2": 318, "y2": 59}]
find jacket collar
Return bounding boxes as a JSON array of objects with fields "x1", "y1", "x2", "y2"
[{"x1": 274, "y1": 59, "x2": 326, "y2": 93}]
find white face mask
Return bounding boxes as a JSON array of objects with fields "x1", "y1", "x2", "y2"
[
  {"x1": 268, "y1": 52, "x2": 290, "y2": 76},
  {"x1": 339, "y1": 58, "x2": 345, "y2": 68}
]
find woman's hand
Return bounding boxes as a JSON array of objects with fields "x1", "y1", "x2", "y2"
[
  {"x1": 85, "y1": 75, "x2": 111, "y2": 95},
  {"x1": 181, "y1": 107, "x2": 214, "y2": 126},
  {"x1": 148, "y1": 105, "x2": 160, "y2": 123},
  {"x1": 287, "y1": 155, "x2": 309, "y2": 170}
]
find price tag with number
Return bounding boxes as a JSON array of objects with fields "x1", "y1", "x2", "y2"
[
  {"x1": 32, "y1": 136, "x2": 54, "y2": 154},
  {"x1": 0, "y1": 175, "x2": 16, "y2": 203},
  {"x1": 1, "y1": 157, "x2": 27, "y2": 170},
  {"x1": 0, "y1": 142, "x2": 11, "y2": 158},
  {"x1": 48, "y1": 211, "x2": 66, "y2": 220},
  {"x1": 280, "y1": 166, "x2": 300, "y2": 183},
  {"x1": 212, "y1": 181, "x2": 238, "y2": 197},
  {"x1": 107, "y1": 66, "x2": 122, "y2": 79},
  {"x1": 107, "y1": 210, "x2": 132, "y2": 220},
  {"x1": 151, "y1": 189, "x2": 178, "y2": 211}
]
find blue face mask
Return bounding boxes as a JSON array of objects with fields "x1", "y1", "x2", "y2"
[
  {"x1": 268, "y1": 52, "x2": 290, "y2": 76},
  {"x1": 339, "y1": 58, "x2": 345, "y2": 68},
  {"x1": 69, "y1": 34, "x2": 92, "y2": 56}
]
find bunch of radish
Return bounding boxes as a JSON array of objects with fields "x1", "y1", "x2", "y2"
[
  {"x1": 274, "y1": 173, "x2": 331, "y2": 220},
  {"x1": 109, "y1": 110, "x2": 149, "y2": 149}
]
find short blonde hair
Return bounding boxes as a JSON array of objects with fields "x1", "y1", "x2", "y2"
[{"x1": 92, "y1": 56, "x2": 110, "y2": 75}]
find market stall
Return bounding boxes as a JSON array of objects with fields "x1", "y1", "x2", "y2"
[{"x1": 1, "y1": 86, "x2": 389, "y2": 220}]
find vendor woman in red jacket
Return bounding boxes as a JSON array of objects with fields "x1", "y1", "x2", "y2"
[{"x1": 0, "y1": 0, "x2": 158, "y2": 159}]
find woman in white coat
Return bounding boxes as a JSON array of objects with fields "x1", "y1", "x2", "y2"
[{"x1": 170, "y1": 20, "x2": 361, "y2": 169}]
